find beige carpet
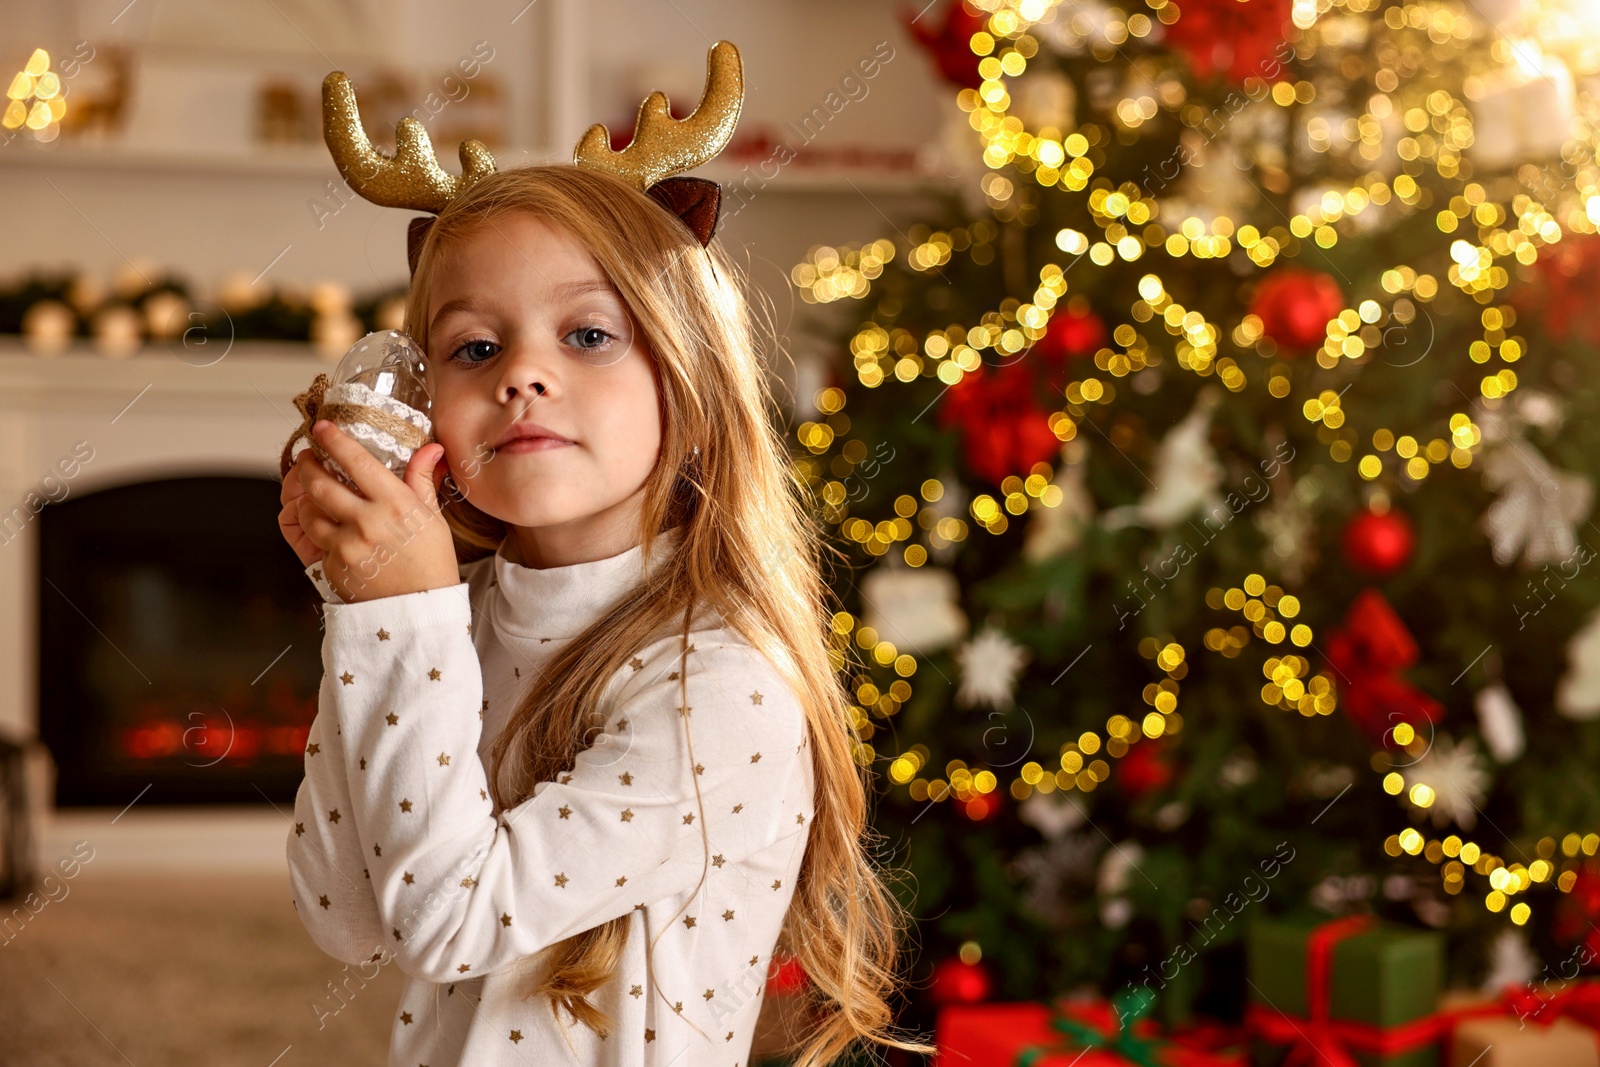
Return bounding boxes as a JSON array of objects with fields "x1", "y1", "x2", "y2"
[
  {"x1": 0, "y1": 870, "x2": 810, "y2": 1066},
  {"x1": 0, "y1": 871, "x2": 407, "y2": 1067}
]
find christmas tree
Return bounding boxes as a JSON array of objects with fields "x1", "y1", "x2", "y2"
[{"x1": 789, "y1": 0, "x2": 1600, "y2": 1029}]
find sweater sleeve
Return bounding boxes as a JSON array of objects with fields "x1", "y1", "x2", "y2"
[
  {"x1": 304, "y1": 560, "x2": 348, "y2": 604},
  {"x1": 285, "y1": 667, "x2": 389, "y2": 966},
  {"x1": 318, "y1": 585, "x2": 812, "y2": 985}
]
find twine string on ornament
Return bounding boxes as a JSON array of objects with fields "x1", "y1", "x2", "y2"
[{"x1": 279, "y1": 372, "x2": 430, "y2": 480}]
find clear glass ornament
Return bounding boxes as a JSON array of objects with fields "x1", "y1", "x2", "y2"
[{"x1": 312, "y1": 330, "x2": 433, "y2": 484}]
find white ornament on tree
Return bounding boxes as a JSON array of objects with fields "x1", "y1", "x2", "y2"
[
  {"x1": 1478, "y1": 437, "x2": 1592, "y2": 566},
  {"x1": 1556, "y1": 607, "x2": 1600, "y2": 720},
  {"x1": 860, "y1": 563, "x2": 968, "y2": 657},
  {"x1": 1102, "y1": 386, "x2": 1225, "y2": 530},
  {"x1": 1474, "y1": 683, "x2": 1525, "y2": 762},
  {"x1": 1409, "y1": 735, "x2": 1491, "y2": 830},
  {"x1": 1480, "y1": 929, "x2": 1539, "y2": 996},
  {"x1": 1023, "y1": 445, "x2": 1095, "y2": 562},
  {"x1": 955, "y1": 627, "x2": 1029, "y2": 710}
]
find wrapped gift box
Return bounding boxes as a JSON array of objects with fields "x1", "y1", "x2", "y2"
[
  {"x1": 937, "y1": 997, "x2": 1246, "y2": 1067},
  {"x1": 1246, "y1": 914, "x2": 1444, "y2": 1067}
]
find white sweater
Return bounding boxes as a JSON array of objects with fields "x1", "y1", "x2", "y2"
[{"x1": 286, "y1": 528, "x2": 816, "y2": 1066}]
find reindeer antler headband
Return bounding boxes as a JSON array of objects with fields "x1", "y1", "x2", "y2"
[{"x1": 322, "y1": 40, "x2": 743, "y2": 273}]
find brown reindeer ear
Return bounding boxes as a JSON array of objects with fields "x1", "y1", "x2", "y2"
[
  {"x1": 646, "y1": 176, "x2": 723, "y2": 247},
  {"x1": 407, "y1": 216, "x2": 434, "y2": 276}
]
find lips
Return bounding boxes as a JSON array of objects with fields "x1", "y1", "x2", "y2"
[{"x1": 492, "y1": 422, "x2": 574, "y2": 451}]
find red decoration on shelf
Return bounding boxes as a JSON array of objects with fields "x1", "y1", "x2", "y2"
[
  {"x1": 1323, "y1": 589, "x2": 1444, "y2": 745},
  {"x1": 1343, "y1": 507, "x2": 1415, "y2": 576},
  {"x1": 939, "y1": 361, "x2": 1062, "y2": 486},
  {"x1": 1248, "y1": 268, "x2": 1344, "y2": 351},
  {"x1": 1163, "y1": 0, "x2": 1294, "y2": 85},
  {"x1": 930, "y1": 956, "x2": 994, "y2": 1005},
  {"x1": 902, "y1": 1, "x2": 988, "y2": 87}
]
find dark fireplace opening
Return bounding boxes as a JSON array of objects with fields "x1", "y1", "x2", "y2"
[{"x1": 38, "y1": 475, "x2": 325, "y2": 807}]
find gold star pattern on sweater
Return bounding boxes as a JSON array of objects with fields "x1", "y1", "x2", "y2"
[
  {"x1": 750, "y1": 955, "x2": 759, "y2": 966},
  {"x1": 377, "y1": 628, "x2": 390, "y2": 641},
  {"x1": 402, "y1": 871, "x2": 415, "y2": 885},
  {"x1": 400, "y1": 1011, "x2": 412, "y2": 1024},
  {"x1": 458, "y1": 963, "x2": 471, "y2": 973},
  {"x1": 677, "y1": 705, "x2": 692, "y2": 718},
  {"x1": 428, "y1": 667, "x2": 441, "y2": 681},
  {"x1": 618, "y1": 771, "x2": 633, "y2": 785},
  {"x1": 617, "y1": 717, "x2": 629, "y2": 730},
  {"x1": 694, "y1": 763, "x2": 704, "y2": 775},
  {"x1": 437, "y1": 752, "x2": 451, "y2": 766},
  {"x1": 318, "y1": 894, "x2": 330, "y2": 908},
  {"x1": 704, "y1": 988, "x2": 716, "y2": 1000},
  {"x1": 644, "y1": 1029, "x2": 655, "y2": 1042},
  {"x1": 554, "y1": 872, "x2": 569, "y2": 888},
  {"x1": 373, "y1": 844, "x2": 382, "y2": 857},
  {"x1": 500, "y1": 913, "x2": 512, "y2": 927},
  {"x1": 682, "y1": 812, "x2": 695, "y2": 825},
  {"x1": 509, "y1": 1029, "x2": 523, "y2": 1044},
  {"x1": 460, "y1": 876, "x2": 476, "y2": 888},
  {"x1": 399, "y1": 798, "x2": 413, "y2": 813},
  {"x1": 727, "y1": 1031, "x2": 735, "y2": 1041},
  {"x1": 732, "y1": 803, "x2": 743, "y2": 813},
  {"x1": 630, "y1": 984, "x2": 643, "y2": 998},
  {"x1": 712, "y1": 853, "x2": 725, "y2": 867},
  {"x1": 557, "y1": 804, "x2": 572, "y2": 819},
  {"x1": 683, "y1": 915, "x2": 697, "y2": 928},
  {"x1": 393, "y1": 928, "x2": 402, "y2": 941},
  {"x1": 359, "y1": 757, "x2": 366, "y2": 770},
  {"x1": 751, "y1": 690, "x2": 763, "y2": 705},
  {"x1": 478, "y1": 788, "x2": 487, "y2": 800},
  {"x1": 385, "y1": 712, "x2": 399, "y2": 726},
  {"x1": 723, "y1": 908, "x2": 735, "y2": 921},
  {"x1": 339, "y1": 671, "x2": 354, "y2": 685},
  {"x1": 629, "y1": 656, "x2": 644, "y2": 671},
  {"x1": 294, "y1": 822, "x2": 305, "y2": 837},
  {"x1": 306, "y1": 742, "x2": 320, "y2": 756},
  {"x1": 327, "y1": 808, "x2": 341, "y2": 823},
  {"x1": 673, "y1": 1001, "x2": 684, "y2": 1013},
  {"x1": 620, "y1": 808, "x2": 634, "y2": 822},
  {"x1": 616, "y1": 875, "x2": 628, "y2": 886},
  {"x1": 750, "y1": 752, "x2": 762, "y2": 763},
  {"x1": 772, "y1": 879, "x2": 783, "y2": 890},
  {"x1": 668, "y1": 671, "x2": 679, "y2": 681}
]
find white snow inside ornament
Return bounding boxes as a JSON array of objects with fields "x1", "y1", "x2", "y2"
[
  {"x1": 1556, "y1": 607, "x2": 1600, "y2": 720},
  {"x1": 1474, "y1": 683, "x2": 1525, "y2": 762},
  {"x1": 1102, "y1": 386, "x2": 1225, "y2": 530},
  {"x1": 1409, "y1": 735, "x2": 1491, "y2": 830},
  {"x1": 955, "y1": 627, "x2": 1029, "y2": 710},
  {"x1": 860, "y1": 563, "x2": 968, "y2": 657}
]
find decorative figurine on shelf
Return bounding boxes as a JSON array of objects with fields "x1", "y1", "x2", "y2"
[{"x1": 278, "y1": 329, "x2": 432, "y2": 485}]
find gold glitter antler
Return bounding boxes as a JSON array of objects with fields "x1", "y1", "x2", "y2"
[
  {"x1": 573, "y1": 40, "x2": 744, "y2": 190},
  {"x1": 322, "y1": 71, "x2": 497, "y2": 214}
]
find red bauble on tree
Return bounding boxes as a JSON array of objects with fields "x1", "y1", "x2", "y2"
[
  {"x1": 902, "y1": 1, "x2": 987, "y2": 87},
  {"x1": 1118, "y1": 739, "x2": 1173, "y2": 797},
  {"x1": 1163, "y1": 0, "x2": 1294, "y2": 84},
  {"x1": 938, "y1": 361, "x2": 1062, "y2": 486},
  {"x1": 1344, "y1": 507, "x2": 1415, "y2": 575},
  {"x1": 1249, "y1": 268, "x2": 1344, "y2": 352},
  {"x1": 1036, "y1": 306, "x2": 1108, "y2": 368},
  {"x1": 1324, "y1": 588, "x2": 1444, "y2": 744},
  {"x1": 929, "y1": 956, "x2": 993, "y2": 1005}
]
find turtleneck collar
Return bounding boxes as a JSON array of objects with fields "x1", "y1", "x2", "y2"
[{"x1": 488, "y1": 526, "x2": 684, "y2": 641}]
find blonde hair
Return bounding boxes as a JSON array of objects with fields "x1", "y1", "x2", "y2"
[{"x1": 403, "y1": 165, "x2": 933, "y2": 1066}]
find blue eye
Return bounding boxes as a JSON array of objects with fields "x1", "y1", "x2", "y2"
[
  {"x1": 449, "y1": 339, "x2": 499, "y2": 365},
  {"x1": 566, "y1": 326, "x2": 615, "y2": 351}
]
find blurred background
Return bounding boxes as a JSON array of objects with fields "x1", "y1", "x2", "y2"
[{"x1": 7, "y1": 0, "x2": 1600, "y2": 1064}]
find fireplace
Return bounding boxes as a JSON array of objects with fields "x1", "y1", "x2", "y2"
[
  {"x1": 0, "y1": 341, "x2": 340, "y2": 869},
  {"x1": 38, "y1": 474, "x2": 323, "y2": 807}
]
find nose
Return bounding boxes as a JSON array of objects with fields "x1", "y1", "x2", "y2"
[{"x1": 494, "y1": 341, "x2": 555, "y2": 406}]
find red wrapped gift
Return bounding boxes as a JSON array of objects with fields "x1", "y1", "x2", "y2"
[{"x1": 936, "y1": 995, "x2": 1247, "y2": 1067}]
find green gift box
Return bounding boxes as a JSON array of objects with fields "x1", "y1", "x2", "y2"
[{"x1": 1245, "y1": 913, "x2": 1443, "y2": 1067}]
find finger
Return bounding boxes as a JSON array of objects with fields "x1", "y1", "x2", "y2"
[
  {"x1": 312, "y1": 420, "x2": 392, "y2": 502},
  {"x1": 403, "y1": 443, "x2": 445, "y2": 511},
  {"x1": 297, "y1": 444, "x2": 368, "y2": 524},
  {"x1": 280, "y1": 462, "x2": 304, "y2": 506},
  {"x1": 298, "y1": 498, "x2": 341, "y2": 546}
]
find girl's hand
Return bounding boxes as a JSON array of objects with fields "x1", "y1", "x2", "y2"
[
  {"x1": 290, "y1": 420, "x2": 459, "y2": 603},
  {"x1": 277, "y1": 460, "x2": 325, "y2": 568}
]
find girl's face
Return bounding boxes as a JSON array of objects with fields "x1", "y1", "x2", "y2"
[{"x1": 424, "y1": 213, "x2": 663, "y2": 567}]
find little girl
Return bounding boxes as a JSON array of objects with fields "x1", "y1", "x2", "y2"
[{"x1": 275, "y1": 160, "x2": 931, "y2": 1066}]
